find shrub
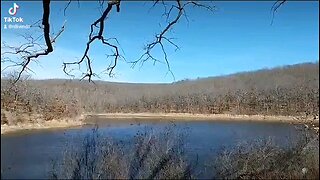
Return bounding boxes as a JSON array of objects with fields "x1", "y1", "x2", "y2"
[
  {"x1": 213, "y1": 128, "x2": 319, "y2": 179},
  {"x1": 50, "y1": 125, "x2": 319, "y2": 179},
  {"x1": 50, "y1": 125, "x2": 196, "y2": 179}
]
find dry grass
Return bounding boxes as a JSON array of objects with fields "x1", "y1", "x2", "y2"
[
  {"x1": 50, "y1": 125, "x2": 195, "y2": 179},
  {"x1": 0, "y1": 114, "x2": 85, "y2": 134},
  {"x1": 84, "y1": 112, "x2": 317, "y2": 123},
  {"x1": 213, "y1": 127, "x2": 319, "y2": 179},
  {"x1": 50, "y1": 124, "x2": 319, "y2": 179}
]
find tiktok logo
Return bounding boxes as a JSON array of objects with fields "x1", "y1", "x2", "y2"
[
  {"x1": 8, "y1": 3, "x2": 19, "y2": 16},
  {"x1": 3, "y1": 2, "x2": 30, "y2": 30}
]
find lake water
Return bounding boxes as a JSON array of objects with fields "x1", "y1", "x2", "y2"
[{"x1": 1, "y1": 119, "x2": 304, "y2": 179}]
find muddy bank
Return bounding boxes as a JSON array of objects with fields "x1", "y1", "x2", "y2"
[
  {"x1": 85, "y1": 113, "x2": 316, "y2": 123},
  {"x1": 1, "y1": 115, "x2": 85, "y2": 134},
  {"x1": 1, "y1": 113, "x2": 318, "y2": 135}
]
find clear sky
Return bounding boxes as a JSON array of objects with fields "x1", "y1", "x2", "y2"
[{"x1": 1, "y1": 1, "x2": 319, "y2": 83}]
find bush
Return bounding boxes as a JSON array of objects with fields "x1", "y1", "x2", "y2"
[
  {"x1": 50, "y1": 125, "x2": 195, "y2": 179},
  {"x1": 50, "y1": 125, "x2": 319, "y2": 179},
  {"x1": 213, "y1": 128, "x2": 319, "y2": 179},
  {"x1": 1, "y1": 72, "x2": 81, "y2": 124}
]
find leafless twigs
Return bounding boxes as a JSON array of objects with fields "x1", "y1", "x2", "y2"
[{"x1": 1, "y1": 0, "x2": 65, "y2": 83}]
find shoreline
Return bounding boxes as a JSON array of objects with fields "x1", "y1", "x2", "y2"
[
  {"x1": 85, "y1": 113, "x2": 320, "y2": 126},
  {"x1": 85, "y1": 113, "x2": 304, "y2": 122},
  {"x1": 1, "y1": 115, "x2": 85, "y2": 135},
  {"x1": 1, "y1": 113, "x2": 318, "y2": 135}
]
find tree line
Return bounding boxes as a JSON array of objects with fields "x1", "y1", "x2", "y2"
[{"x1": 1, "y1": 62, "x2": 318, "y2": 124}]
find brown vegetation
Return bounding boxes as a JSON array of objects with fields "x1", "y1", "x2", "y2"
[
  {"x1": 1, "y1": 62, "x2": 318, "y2": 125},
  {"x1": 50, "y1": 124, "x2": 319, "y2": 179},
  {"x1": 50, "y1": 125, "x2": 195, "y2": 179},
  {"x1": 1, "y1": 72, "x2": 81, "y2": 125},
  {"x1": 213, "y1": 128, "x2": 319, "y2": 179}
]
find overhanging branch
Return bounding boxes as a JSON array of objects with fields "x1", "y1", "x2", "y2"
[
  {"x1": 63, "y1": 0, "x2": 122, "y2": 82},
  {"x1": 3, "y1": 0, "x2": 64, "y2": 83},
  {"x1": 130, "y1": 0, "x2": 215, "y2": 81}
]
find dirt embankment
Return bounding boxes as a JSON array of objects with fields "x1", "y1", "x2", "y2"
[
  {"x1": 85, "y1": 113, "x2": 306, "y2": 121},
  {"x1": 1, "y1": 113, "x2": 319, "y2": 135},
  {"x1": 1, "y1": 115, "x2": 85, "y2": 134}
]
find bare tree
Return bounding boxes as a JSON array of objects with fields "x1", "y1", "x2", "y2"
[
  {"x1": 62, "y1": 0, "x2": 215, "y2": 81},
  {"x1": 1, "y1": 0, "x2": 65, "y2": 83},
  {"x1": 1, "y1": 0, "x2": 288, "y2": 82}
]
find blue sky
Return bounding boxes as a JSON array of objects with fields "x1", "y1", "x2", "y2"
[{"x1": 1, "y1": 1, "x2": 319, "y2": 83}]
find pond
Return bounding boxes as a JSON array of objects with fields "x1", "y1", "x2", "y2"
[{"x1": 1, "y1": 118, "x2": 304, "y2": 179}]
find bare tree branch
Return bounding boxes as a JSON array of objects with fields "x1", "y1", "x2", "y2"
[
  {"x1": 62, "y1": 0, "x2": 122, "y2": 82},
  {"x1": 1, "y1": 0, "x2": 65, "y2": 83},
  {"x1": 64, "y1": 0, "x2": 72, "y2": 16},
  {"x1": 270, "y1": 0, "x2": 287, "y2": 25},
  {"x1": 3, "y1": 0, "x2": 54, "y2": 83},
  {"x1": 63, "y1": 0, "x2": 81, "y2": 16},
  {"x1": 3, "y1": 0, "x2": 216, "y2": 83},
  {"x1": 130, "y1": 0, "x2": 215, "y2": 81},
  {"x1": 1, "y1": 1, "x2": 292, "y2": 84}
]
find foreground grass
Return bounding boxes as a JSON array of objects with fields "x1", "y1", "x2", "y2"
[
  {"x1": 214, "y1": 135, "x2": 319, "y2": 179},
  {"x1": 50, "y1": 124, "x2": 319, "y2": 179},
  {"x1": 50, "y1": 125, "x2": 194, "y2": 179}
]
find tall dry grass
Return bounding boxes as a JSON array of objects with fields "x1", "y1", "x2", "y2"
[
  {"x1": 213, "y1": 127, "x2": 319, "y2": 179},
  {"x1": 50, "y1": 125, "x2": 196, "y2": 179},
  {"x1": 50, "y1": 125, "x2": 319, "y2": 179}
]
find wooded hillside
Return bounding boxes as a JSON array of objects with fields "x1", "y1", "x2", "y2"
[{"x1": 1, "y1": 62, "x2": 318, "y2": 124}]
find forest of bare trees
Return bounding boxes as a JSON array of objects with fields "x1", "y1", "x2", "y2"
[{"x1": 1, "y1": 62, "x2": 318, "y2": 125}]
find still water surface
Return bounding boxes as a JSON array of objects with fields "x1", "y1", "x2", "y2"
[{"x1": 1, "y1": 119, "x2": 303, "y2": 179}]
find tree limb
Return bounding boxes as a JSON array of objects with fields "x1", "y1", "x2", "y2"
[
  {"x1": 8, "y1": 0, "x2": 55, "y2": 83},
  {"x1": 1, "y1": 0, "x2": 65, "y2": 83},
  {"x1": 131, "y1": 0, "x2": 215, "y2": 81},
  {"x1": 270, "y1": 0, "x2": 286, "y2": 25},
  {"x1": 63, "y1": 0, "x2": 121, "y2": 82}
]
